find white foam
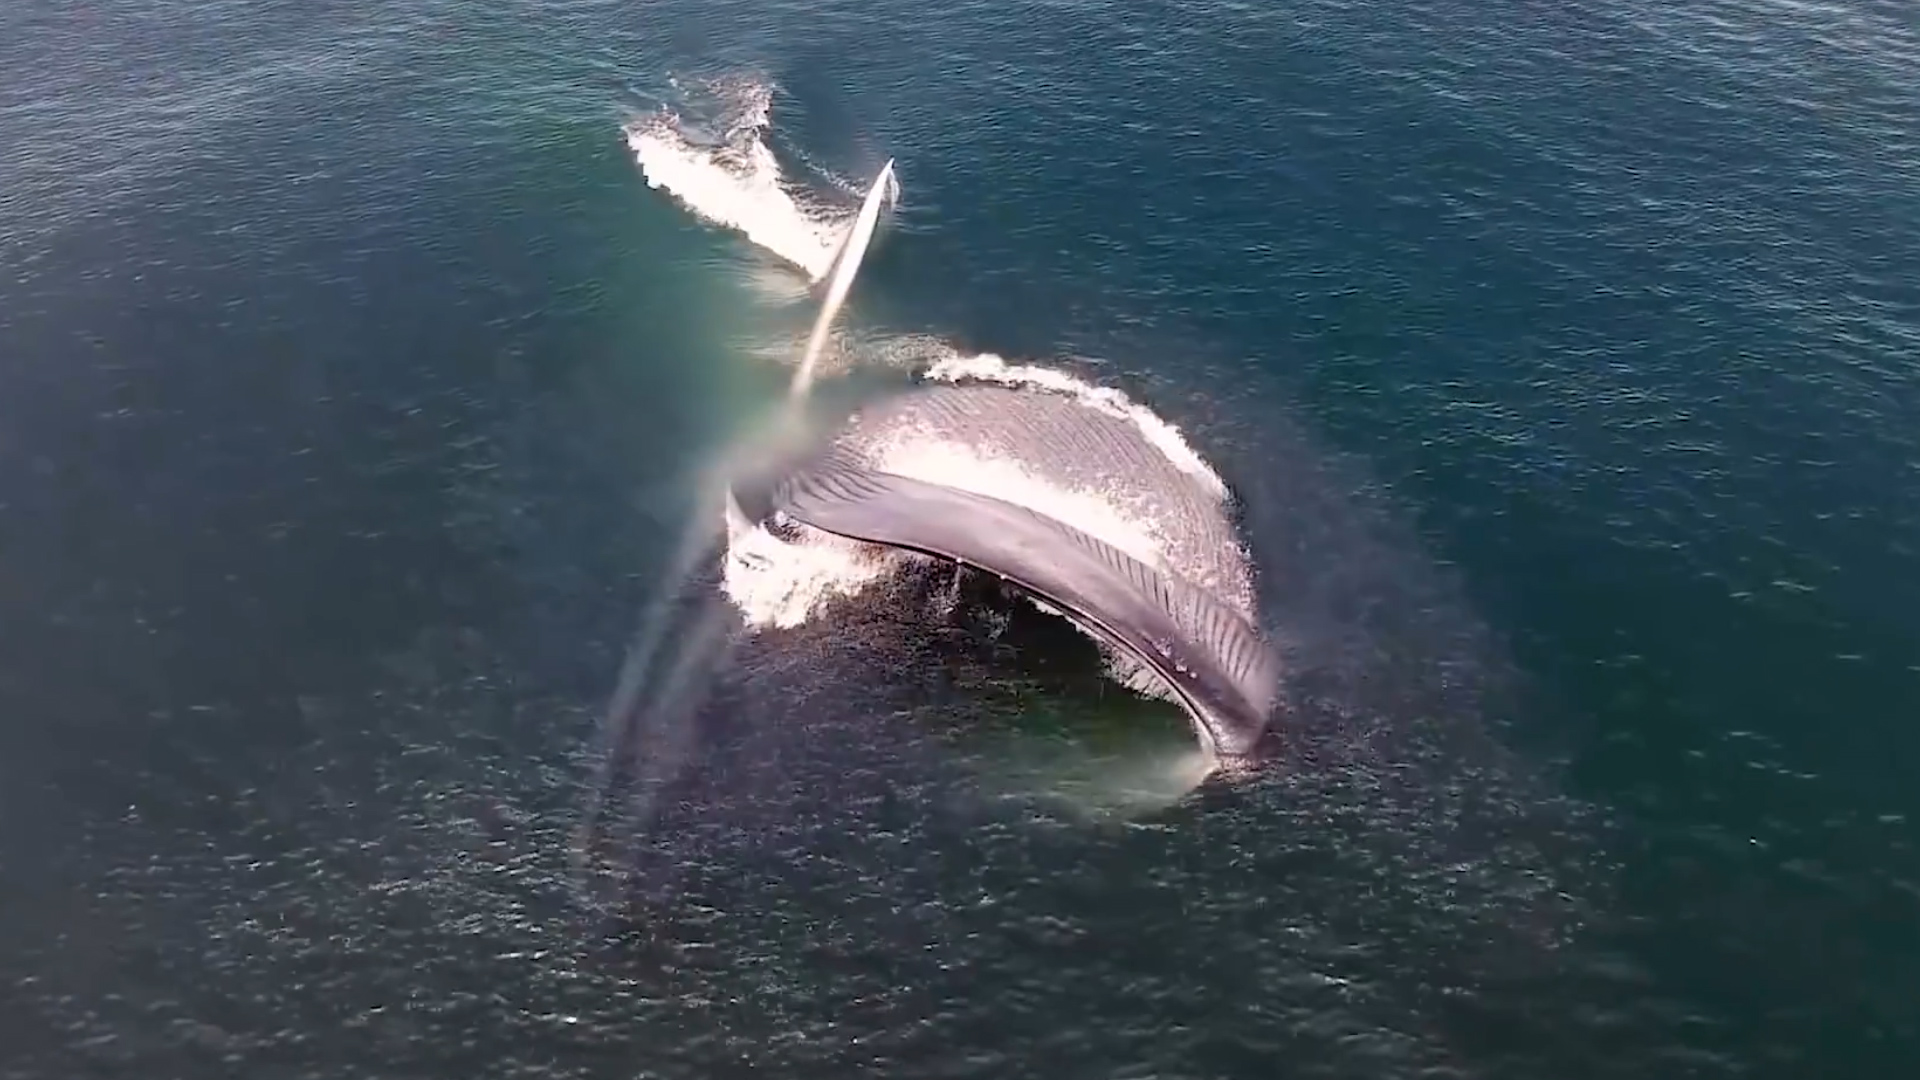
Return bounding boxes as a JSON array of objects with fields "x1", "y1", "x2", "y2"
[
  {"x1": 625, "y1": 78, "x2": 847, "y2": 281},
  {"x1": 923, "y1": 351, "x2": 1231, "y2": 501},
  {"x1": 722, "y1": 513, "x2": 902, "y2": 630}
]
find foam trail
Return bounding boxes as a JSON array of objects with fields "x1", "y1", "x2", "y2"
[
  {"x1": 625, "y1": 79, "x2": 847, "y2": 280},
  {"x1": 791, "y1": 159, "x2": 897, "y2": 400}
]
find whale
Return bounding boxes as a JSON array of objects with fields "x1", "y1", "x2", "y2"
[
  {"x1": 722, "y1": 158, "x2": 1276, "y2": 759},
  {"x1": 734, "y1": 378, "x2": 1281, "y2": 759}
]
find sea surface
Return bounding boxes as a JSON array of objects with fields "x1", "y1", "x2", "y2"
[{"x1": 3, "y1": 1, "x2": 1918, "y2": 1077}]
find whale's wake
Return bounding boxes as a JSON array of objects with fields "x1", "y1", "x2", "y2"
[{"x1": 626, "y1": 77, "x2": 851, "y2": 281}]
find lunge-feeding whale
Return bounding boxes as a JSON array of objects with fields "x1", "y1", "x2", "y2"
[
  {"x1": 717, "y1": 157, "x2": 1277, "y2": 758},
  {"x1": 738, "y1": 379, "x2": 1281, "y2": 758}
]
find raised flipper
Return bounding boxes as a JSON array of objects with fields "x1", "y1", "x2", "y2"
[{"x1": 809, "y1": 159, "x2": 897, "y2": 298}]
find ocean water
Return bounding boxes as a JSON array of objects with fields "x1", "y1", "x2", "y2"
[{"x1": 3, "y1": 0, "x2": 1918, "y2": 1077}]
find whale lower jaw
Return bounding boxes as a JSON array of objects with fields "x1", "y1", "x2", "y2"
[{"x1": 769, "y1": 450, "x2": 1279, "y2": 758}]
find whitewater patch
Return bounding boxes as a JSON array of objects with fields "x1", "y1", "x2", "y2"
[
  {"x1": 625, "y1": 78, "x2": 850, "y2": 280},
  {"x1": 722, "y1": 507, "x2": 903, "y2": 631}
]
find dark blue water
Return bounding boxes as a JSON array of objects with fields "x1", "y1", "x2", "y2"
[{"x1": 4, "y1": 1, "x2": 1917, "y2": 1077}]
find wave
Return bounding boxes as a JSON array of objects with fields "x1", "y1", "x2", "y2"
[{"x1": 721, "y1": 501, "x2": 904, "y2": 630}]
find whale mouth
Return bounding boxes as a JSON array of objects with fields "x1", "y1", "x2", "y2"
[{"x1": 764, "y1": 443, "x2": 1280, "y2": 758}]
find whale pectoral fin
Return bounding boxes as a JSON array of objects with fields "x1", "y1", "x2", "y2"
[
  {"x1": 811, "y1": 159, "x2": 896, "y2": 295},
  {"x1": 773, "y1": 455, "x2": 1277, "y2": 756},
  {"x1": 812, "y1": 221, "x2": 855, "y2": 294}
]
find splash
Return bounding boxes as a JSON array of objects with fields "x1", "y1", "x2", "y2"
[
  {"x1": 721, "y1": 497, "x2": 903, "y2": 630},
  {"x1": 625, "y1": 78, "x2": 848, "y2": 280}
]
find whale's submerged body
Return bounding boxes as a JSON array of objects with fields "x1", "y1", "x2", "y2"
[{"x1": 742, "y1": 380, "x2": 1281, "y2": 757}]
